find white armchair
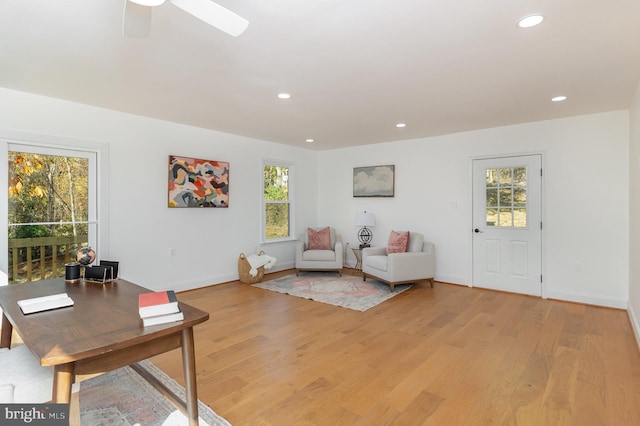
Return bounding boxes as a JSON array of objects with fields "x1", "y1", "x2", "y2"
[
  {"x1": 0, "y1": 345, "x2": 53, "y2": 403},
  {"x1": 362, "y1": 232, "x2": 435, "y2": 291},
  {"x1": 1, "y1": 269, "x2": 55, "y2": 404},
  {"x1": 295, "y1": 227, "x2": 343, "y2": 276}
]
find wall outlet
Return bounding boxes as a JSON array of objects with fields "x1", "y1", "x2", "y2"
[{"x1": 169, "y1": 248, "x2": 176, "y2": 257}]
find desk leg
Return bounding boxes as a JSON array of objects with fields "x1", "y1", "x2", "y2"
[
  {"x1": 69, "y1": 388, "x2": 81, "y2": 426},
  {"x1": 1, "y1": 314, "x2": 12, "y2": 349},
  {"x1": 181, "y1": 327, "x2": 199, "y2": 426},
  {"x1": 52, "y1": 363, "x2": 74, "y2": 403}
]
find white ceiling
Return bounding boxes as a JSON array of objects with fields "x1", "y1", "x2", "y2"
[{"x1": 1, "y1": 0, "x2": 639, "y2": 150}]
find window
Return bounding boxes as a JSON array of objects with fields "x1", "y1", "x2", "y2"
[
  {"x1": 485, "y1": 166, "x2": 527, "y2": 228},
  {"x1": 6, "y1": 144, "x2": 97, "y2": 283},
  {"x1": 263, "y1": 161, "x2": 293, "y2": 241}
]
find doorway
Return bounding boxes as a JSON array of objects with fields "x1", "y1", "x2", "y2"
[{"x1": 472, "y1": 154, "x2": 542, "y2": 296}]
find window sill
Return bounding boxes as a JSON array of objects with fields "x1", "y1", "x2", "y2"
[{"x1": 261, "y1": 237, "x2": 298, "y2": 245}]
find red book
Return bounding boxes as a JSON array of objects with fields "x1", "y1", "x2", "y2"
[{"x1": 138, "y1": 290, "x2": 179, "y2": 318}]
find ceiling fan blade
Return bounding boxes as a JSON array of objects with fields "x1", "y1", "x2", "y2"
[
  {"x1": 170, "y1": 0, "x2": 249, "y2": 37},
  {"x1": 122, "y1": 0, "x2": 152, "y2": 38}
]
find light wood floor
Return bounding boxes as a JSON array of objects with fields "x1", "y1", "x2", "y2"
[{"x1": 151, "y1": 270, "x2": 640, "y2": 425}]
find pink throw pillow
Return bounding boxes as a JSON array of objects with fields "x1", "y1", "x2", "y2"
[
  {"x1": 308, "y1": 227, "x2": 331, "y2": 250},
  {"x1": 387, "y1": 231, "x2": 409, "y2": 254}
]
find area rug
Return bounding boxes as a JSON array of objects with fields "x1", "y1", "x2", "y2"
[
  {"x1": 252, "y1": 272, "x2": 411, "y2": 311},
  {"x1": 80, "y1": 359, "x2": 230, "y2": 426}
]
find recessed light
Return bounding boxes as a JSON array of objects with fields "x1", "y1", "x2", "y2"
[
  {"x1": 518, "y1": 14, "x2": 544, "y2": 28},
  {"x1": 305, "y1": 139, "x2": 314, "y2": 143},
  {"x1": 395, "y1": 123, "x2": 406, "y2": 128},
  {"x1": 277, "y1": 93, "x2": 291, "y2": 99},
  {"x1": 130, "y1": 0, "x2": 165, "y2": 5},
  {"x1": 551, "y1": 95, "x2": 567, "y2": 102}
]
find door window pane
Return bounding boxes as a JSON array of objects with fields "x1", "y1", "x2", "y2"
[
  {"x1": 499, "y1": 168, "x2": 512, "y2": 185},
  {"x1": 486, "y1": 189, "x2": 498, "y2": 206},
  {"x1": 485, "y1": 166, "x2": 527, "y2": 228},
  {"x1": 514, "y1": 209, "x2": 527, "y2": 228},
  {"x1": 499, "y1": 188, "x2": 512, "y2": 206},
  {"x1": 486, "y1": 168, "x2": 498, "y2": 186},
  {"x1": 514, "y1": 188, "x2": 526, "y2": 207},
  {"x1": 486, "y1": 208, "x2": 498, "y2": 226},
  {"x1": 499, "y1": 208, "x2": 513, "y2": 227},
  {"x1": 514, "y1": 167, "x2": 526, "y2": 186}
]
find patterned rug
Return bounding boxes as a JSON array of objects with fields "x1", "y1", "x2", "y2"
[
  {"x1": 252, "y1": 272, "x2": 411, "y2": 311},
  {"x1": 79, "y1": 360, "x2": 230, "y2": 426}
]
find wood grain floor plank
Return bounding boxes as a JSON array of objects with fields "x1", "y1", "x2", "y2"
[
  {"x1": 539, "y1": 346, "x2": 580, "y2": 424},
  {"x1": 423, "y1": 381, "x2": 481, "y2": 426}
]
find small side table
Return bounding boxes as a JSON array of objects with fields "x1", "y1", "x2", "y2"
[{"x1": 351, "y1": 247, "x2": 363, "y2": 271}]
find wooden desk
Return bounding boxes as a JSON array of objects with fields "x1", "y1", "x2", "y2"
[{"x1": 0, "y1": 278, "x2": 209, "y2": 426}]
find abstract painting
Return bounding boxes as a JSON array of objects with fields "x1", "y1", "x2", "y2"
[
  {"x1": 353, "y1": 165, "x2": 395, "y2": 197},
  {"x1": 168, "y1": 155, "x2": 229, "y2": 207}
]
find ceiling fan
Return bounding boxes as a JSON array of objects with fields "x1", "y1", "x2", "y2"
[{"x1": 122, "y1": 0, "x2": 249, "y2": 38}]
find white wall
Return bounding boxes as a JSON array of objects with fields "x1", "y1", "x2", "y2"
[
  {"x1": 0, "y1": 88, "x2": 632, "y2": 309},
  {"x1": 0, "y1": 88, "x2": 318, "y2": 291},
  {"x1": 629, "y1": 81, "x2": 640, "y2": 345},
  {"x1": 318, "y1": 111, "x2": 630, "y2": 308}
]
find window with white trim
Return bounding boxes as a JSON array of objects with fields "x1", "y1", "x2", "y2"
[
  {"x1": 263, "y1": 161, "x2": 294, "y2": 241},
  {"x1": 6, "y1": 144, "x2": 98, "y2": 283}
]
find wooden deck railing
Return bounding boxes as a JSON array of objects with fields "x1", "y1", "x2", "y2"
[{"x1": 8, "y1": 235, "x2": 88, "y2": 283}]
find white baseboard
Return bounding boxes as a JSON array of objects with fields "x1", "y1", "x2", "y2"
[
  {"x1": 434, "y1": 273, "x2": 468, "y2": 286},
  {"x1": 628, "y1": 301, "x2": 640, "y2": 352},
  {"x1": 168, "y1": 269, "x2": 631, "y2": 315},
  {"x1": 170, "y1": 260, "x2": 297, "y2": 292},
  {"x1": 171, "y1": 273, "x2": 238, "y2": 292},
  {"x1": 545, "y1": 289, "x2": 627, "y2": 309},
  {"x1": 270, "y1": 260, "x2": 295, "y2": 272}
]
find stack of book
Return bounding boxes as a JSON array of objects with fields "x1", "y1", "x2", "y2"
[{"x1": 138, "y1": 290, "x2": 184, "y2": 326}]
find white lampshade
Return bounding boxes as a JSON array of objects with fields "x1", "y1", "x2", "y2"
[{"x1": 355, "y1": 211, "x2": 375, "y2": 227}]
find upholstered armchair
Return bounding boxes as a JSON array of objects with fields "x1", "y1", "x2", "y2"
[
  {"x1": 0, "y1": 345, "x2": 53, "y2": 403},
  {"x1": 362, "y1": 231, "x2": 435, "y2": 291},
  {"x1": 295, "y1": 226, "x2": 343, "y2": 276}
]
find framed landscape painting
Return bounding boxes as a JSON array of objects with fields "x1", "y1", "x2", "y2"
[
  {"x1": 353, "y1": 165, "x2": 395, "y2": 197},
  {"x1": 168, "y1": 155, "x2": 229, "y2": 207}
]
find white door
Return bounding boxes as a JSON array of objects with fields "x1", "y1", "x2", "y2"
[{"x1": 472, "y1": 155, "x2": 542, "y2": 296}]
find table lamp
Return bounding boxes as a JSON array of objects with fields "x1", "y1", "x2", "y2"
[{"x1": 355, "y1": 211, "x2": 375, "y2": 248}]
